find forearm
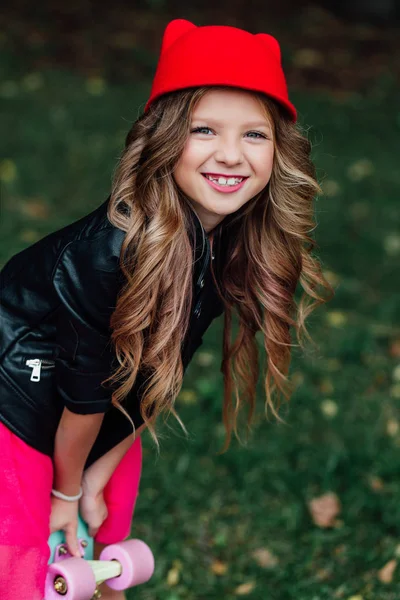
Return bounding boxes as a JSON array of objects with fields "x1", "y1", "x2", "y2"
[
  {"x1": 53, "y1": 407, "x2": 105, "y2": 496},
  {"x1": 83, "y1": 423, "x2": 146, "y2": 495}
]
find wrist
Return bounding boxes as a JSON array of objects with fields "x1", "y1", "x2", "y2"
[
  {"x1": 52, "y1": 487, "x2": 83, "y2": 502},
  {"x1": 81, "y1": 471, "x2": 103, "y2": 498}
]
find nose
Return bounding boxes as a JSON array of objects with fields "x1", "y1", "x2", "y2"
[{"x1": 214, "y1": 136, "x2": 244, "y2": 166}]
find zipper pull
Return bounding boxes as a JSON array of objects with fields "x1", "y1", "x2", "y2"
[{"x1": 26, "y1": 359, "x2": 42, "y2": 382}]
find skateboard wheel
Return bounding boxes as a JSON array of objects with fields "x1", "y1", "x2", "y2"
[
  {"x1": 45, "y1": 557, "x2": 96, "y2": 599},
  {"x1": 100, "y1": 539, "x2": 155, "y2": 591}
]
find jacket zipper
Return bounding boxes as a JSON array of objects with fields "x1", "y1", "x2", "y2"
[
  {"x1": 25, "y1": 358, "x2": 55, "y2": 382},
  {"x1": 193, "y1": 235, "x2": 214, "y2": 318}
]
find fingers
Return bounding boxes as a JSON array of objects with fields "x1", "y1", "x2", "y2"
[
  {"x1": 88, "y1": 525, "x2": 99, "y2": 538},
  {"x1": 64, "y1": 522, "x2": 82, "y2": 558}
]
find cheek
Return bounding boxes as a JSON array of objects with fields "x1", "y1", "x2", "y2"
[{"x1": 253, "y1": 147, "x2": 274, "y2": 180}]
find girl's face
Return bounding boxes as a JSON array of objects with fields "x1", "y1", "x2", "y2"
[{"x1": 174, "y1": 88, "x2": 274, "y2": 233}]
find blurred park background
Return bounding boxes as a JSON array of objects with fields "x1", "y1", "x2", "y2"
[{"x1": 1, "y1": 1, "x2": 400, "y2": 598}]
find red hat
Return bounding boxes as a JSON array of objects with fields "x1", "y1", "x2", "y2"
[{"x1": 145, "y1": 19, "x2": 296, "y2": 122}]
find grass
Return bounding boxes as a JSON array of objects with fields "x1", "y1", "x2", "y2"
[{"x1": 1, "y1": 49, "x2": 400, "y2": 599}]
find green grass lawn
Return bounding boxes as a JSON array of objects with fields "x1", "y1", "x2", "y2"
[{"x1": 1, "y1": 51, "x2": 400, "y2": 599}]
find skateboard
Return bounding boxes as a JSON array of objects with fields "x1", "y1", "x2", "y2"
[{"x1": 44, "y1": 515, "x2": 154, "y2": 599}]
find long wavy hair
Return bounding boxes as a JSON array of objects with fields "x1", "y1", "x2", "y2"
[{"x1": 104, "y1": 86, "x2": 333, "y2": 453}]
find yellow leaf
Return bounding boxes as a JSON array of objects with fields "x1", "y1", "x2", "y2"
[
  {"x1": 390, "y1": 384, "x2": 400, "y2": 399},
  {"x1": 308, "y1": 492, "x2": 341, "y2": 528},
  {"x1": 347, "y1": 596, "x2": 363, "y2": 600},
  {"x1": 320, "y1": 399, "x2": 338, "y2": 418},
  {"x1": 0, "y1": 159, "x2": 17, "y2": 183},
  {"x1": 387, "y1": 419, "x2": 399, "y2": 437},
  {"x1": 211, "y1": 559, "x2": 228, "y2": 576},
  {"x1": 378, "y1": 559, "x2": 397, "y2": 584},
  {"x1": 166, "y1": 566, "x2": 180, "y2": 586},
  {"x1": 177, "y1": 389, "x2": 197, "y2": 405},
  {"x1": 86, "y1": 77, "x2": 106, "y2": 95},
  {"x1": 322, "y1": 180, "x2": 341, "y2": 197},
  {"x1": 19, "y1": 229, "x2": 40, "y2": 243},
  {"x1": 384, "y1": 234, "x2": 400, "y2": 256},
  {"x1": 368, "y1": 475, "x2": 384, "y2": 491},
  {"x1": 234, "y1": 581, "x2": 256, "y2": 595},
  {"x1": 323, "y1": 270, "x2": 340, "y2": 286},
  {"x1": 195, "y1": 351, "x2": 215, "y2": 366},
  {"x1": 347, "y1": 159, "x2": 374, "y2": 181},
  {"x1": 251, "y1": 547, "x2": 278, "y2": 569},
  {"x1": 326, "y1": 311, "x2": 348, "y2": 327},
  {"x1": 393, "y1": 364, "x2": 400, "y2": 382}
]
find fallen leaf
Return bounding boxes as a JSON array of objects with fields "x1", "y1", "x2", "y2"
[
  {"x1": 392, "y1": 364, "x2": 400, "y2": 382},
  {"x1": 386, "y1": 420, "x2": 399, "y2": 437},
  {"x1": 177, "y1": 389, "x2": 197, "y2": 405},
  {"x1": 347, "y1": 596, "x2": 363, "y2": 600},
  {"x1": 211, "y1": 559, "x2": 228, "y2": 576},
  {"x1": 251, "y1": 547, "x2": 278, "y2": 569},
  {"x1": 378, "y1": 559, "x2": 397, "y2": 584},
  {"x1": 390, "y1": 384, "x2": 400, "y2": 399},
  {"x1": 322, "y1": 180, "x2": 341, "y2": 197},
  {"x1": 389, "y1": 339, "x2": 400, "y2": 358},
  {"x1": 308, "y1": 492, "x2": 341, "y2": 528},
  {"x1": 320, "y1": 399, "x2": 338, "y2": 418},
  {"x1": 195, "y1": 351, "x2": 215, "y2": 366},
  {"x1": 292, "y1": 48, "x2": 324, "y2": 68},
  {"x1": 234, "y1": 581, "x2": 256, "y2": 595},
  {"x1": 326, "y1": 359, "x2": 342, "y2": 372},
  {"x1": 384, "y1": 234, "x2": 400, "y2": 256},
  {"x1": 0, "y1": 159, "x2": 17, "y2": 183},
  {"x1": 347, "y1": 159, "x2": 374, "y2": 181},
  {"x1": 320, "y1": 378, "x2": 334, "y2": 394},
  {"x1": 86, "y1": 77, "x2": 106, "y2": 95},
  {"x1": 326, "y1": 311, "x2": 348, "y2": 327},
  {"x1": 20, "y1": 199, "x2": 49, "y2": 219},
  {"x1": 316, "y1": 567, "x2": 332, "y2": 581},
  {"x1": 166, "y1": 566, "x2": 180, "y2": 586},
  {"x1": 368, "y1": 475, "x2": 384, "y2": 491},
  {"x1": 19, "y1": 229, "x2": 40, "y2": 243}
]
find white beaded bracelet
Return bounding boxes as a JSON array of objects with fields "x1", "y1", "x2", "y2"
[{"x1": 51, "y1": 487, "x2": 83, "y2": 502}]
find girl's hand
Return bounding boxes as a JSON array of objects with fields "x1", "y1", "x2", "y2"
[
  {"x1": 79, "y1": 487, "x2": 108, "y2": 538},
  {"x1": 50, "y1": 496, "x2": 81, "y2": 558}
]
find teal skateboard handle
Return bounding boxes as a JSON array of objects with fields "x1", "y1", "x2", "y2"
[{"x1": 48, "y1": 514, "x2": 94, "y2": 563}]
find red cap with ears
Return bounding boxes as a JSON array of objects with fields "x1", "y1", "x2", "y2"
[{"x1": 145, "y1": 19, "x2": 297, "y2": 122}]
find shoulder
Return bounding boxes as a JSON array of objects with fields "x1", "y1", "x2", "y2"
[{"x1": 55, "y1": 197, "x2": 126, "y2": 273}]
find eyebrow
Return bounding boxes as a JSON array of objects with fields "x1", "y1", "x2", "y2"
[{"x1": 191, "y1": 117, "x2": 271, "y2": 129}]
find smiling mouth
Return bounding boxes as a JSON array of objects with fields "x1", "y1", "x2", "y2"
[
  {"x1": 201, "y1": 173, "x2": 249, "y2": 193},
  {"x1": 201, "y1": 174, "x2": 249, "y2": 186}
]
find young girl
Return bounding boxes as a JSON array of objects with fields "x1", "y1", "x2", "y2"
[{"x1": 0, "y1": 18, "x2": 332, "y2": 599}]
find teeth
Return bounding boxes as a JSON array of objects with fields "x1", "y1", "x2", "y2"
[{"x1": 205, "y1": 175, "x2": 244, "y2": 186}]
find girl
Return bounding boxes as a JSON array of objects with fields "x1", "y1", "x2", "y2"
[{"x1": 0, "y1": 18, "x2": 332, "y2": 599}]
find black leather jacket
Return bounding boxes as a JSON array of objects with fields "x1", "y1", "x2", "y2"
[{"x1": 0, "y1": 198, "x2": 226, "y2": 467}]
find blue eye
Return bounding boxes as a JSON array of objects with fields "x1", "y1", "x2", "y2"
[
  {"x1": 246, "y1": 131, "x2": 267, "y2": 139},
  {"x1": 191, "y1": 127, "x2": 213, "y2": 135},
  {"x1": 190, "y1": 127, "x2": 267, "y2": 139}
]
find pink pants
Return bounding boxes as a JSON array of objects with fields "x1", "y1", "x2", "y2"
[{"x1": 0, "y1": 421, "x2": 142, "y2": 599}]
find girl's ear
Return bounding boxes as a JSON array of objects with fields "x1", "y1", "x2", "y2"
[
  {"x1": 160, "y1": 19, "x2": 197, "y2": 54},
  {"x1": 254, "y1": 34, "x2": 281, "y2": 63}
]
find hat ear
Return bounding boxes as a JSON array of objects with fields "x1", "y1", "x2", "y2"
[
  {"x1": 160, "y1": 19, "x2": 197, "y2": 54},
  {"x1": 255, "y1": 33, "x2": 281, "y2": 62}
]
